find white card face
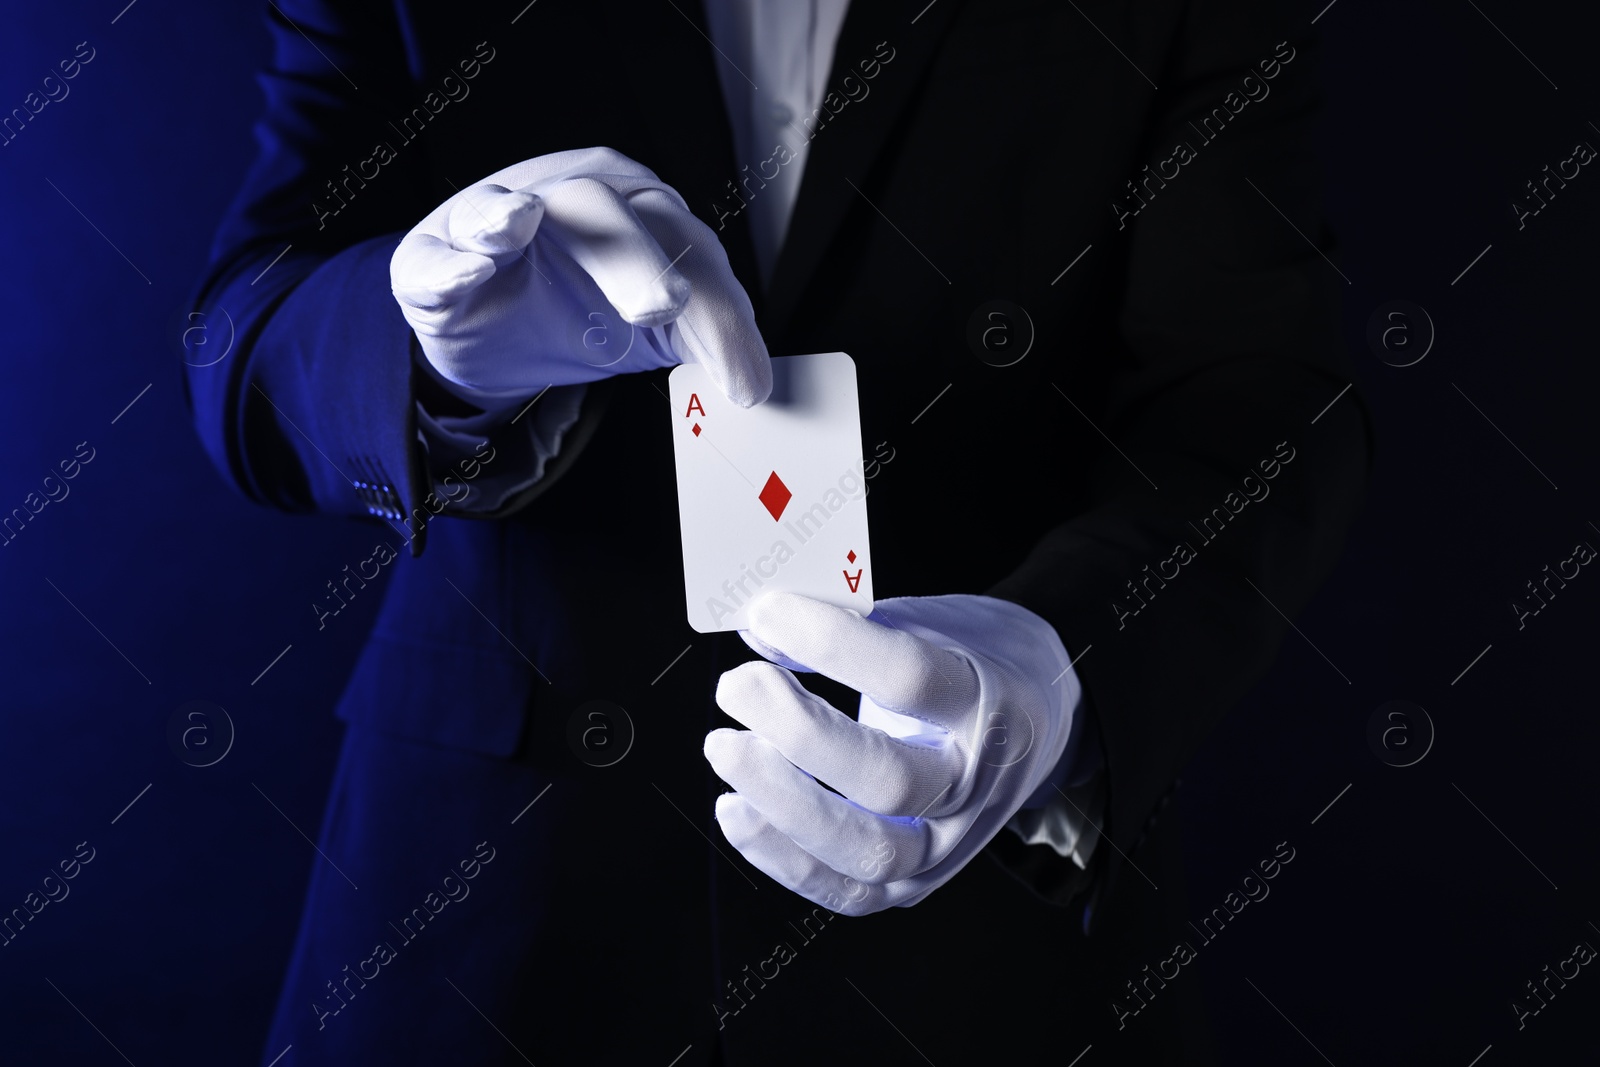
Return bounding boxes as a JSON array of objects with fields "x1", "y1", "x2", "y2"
[{"x1": 668, "y1": 352, "x2": 873, "y2": 633}]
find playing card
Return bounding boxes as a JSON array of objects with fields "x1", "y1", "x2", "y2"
[{"x1": 668, "y1": 352, "x2": 873, "y2": 633}]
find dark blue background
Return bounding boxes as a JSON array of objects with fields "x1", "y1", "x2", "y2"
[{"x1": 1, "y1": 2, "x2": 1595, "y2": 1063}]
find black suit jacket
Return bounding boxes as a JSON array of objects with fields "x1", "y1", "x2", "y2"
[{"x1": 187, "y1": 0, "x2": 1371, "y2": 1062}]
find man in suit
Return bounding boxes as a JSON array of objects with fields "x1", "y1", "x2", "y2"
[{"x1": 186, "y1": 1, "x2": 1370, "y2": 1063}]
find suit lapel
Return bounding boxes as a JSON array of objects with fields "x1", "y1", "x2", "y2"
[
  {"x1": 763, "y1": 0, "x2": 967, "y2": 339},
  {"x1": 597, "y1": 0, "x2": 765, "y2": 314},
  {"x1": 596, "y1": 0, "x2": 968, "y2": 335}
]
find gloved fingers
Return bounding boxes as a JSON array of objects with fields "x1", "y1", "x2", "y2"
[
  {"x1": 535, "y1": 176, "x2": 691, "y2": 328},
  {"x1": 856, "y1": 692, "x2": 950, "y2": 744},
  {"x1": 746, "y1": 592, "x2": 980, "y2": 722},
  {"x1": 627, "y1": 187, "x2": 772, "y2": 407},
  {"x1": 713, "y1": 792, "x2": 890, "y2": 916},
  {"x1": 861, "y1": 690, "x2": 1043, "y2": 785},
  {"x1": 737, "y1": 626, "x2": 813, "y2": 673},
  {"x1": 715, "y1": 661, "x2": 965, "y2": 817},
  {"x1": 705, "y1": 729, "x2": 933, "y2": 884},
  {"x1": 446, "y1": 184, "x2": 545, "y2": 267},
  {"x1": 391, "y1": 232, "x2": 496, "y2": 311},
  {"x1": 469, "y1": 145, "x2": 665, "y2": 197}
]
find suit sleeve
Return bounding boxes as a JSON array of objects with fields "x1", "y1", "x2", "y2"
[
  {"x1": 983, "y1": 14, "x2": 1374, "y2": 920},
  {"x1": 182, "y1": 1, "x2": 596, "y2": 556}
]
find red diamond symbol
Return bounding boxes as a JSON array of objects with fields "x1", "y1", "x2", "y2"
[
  {"x1": 847, "y1": 550, "x2": 856, "y2": 563},
  {"x1": 692, "y1": 423, "x2": 702, "y2": 436},
  {"x1": 758, "y1": 472, "x2": 791, "y2": 521}
]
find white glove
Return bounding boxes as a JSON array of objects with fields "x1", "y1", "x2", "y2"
[
  {"x1": 705, "y1": 592, "x2": 1082, "y2": 916},
  {"x1": 390, "y1": 146, "x2": 770, "y2": 407}
]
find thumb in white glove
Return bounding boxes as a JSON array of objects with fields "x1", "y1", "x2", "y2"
[
  {"x1": 391, "y1": 146, "x2": 770, "y2": 407},
  {"x1": 706, "y1": 592, "x2": 1083, "y2": 915}
]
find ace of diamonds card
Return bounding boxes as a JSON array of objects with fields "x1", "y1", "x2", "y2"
[{"x1": 667, "y1": 352, "x2": 874, "y2": 633}]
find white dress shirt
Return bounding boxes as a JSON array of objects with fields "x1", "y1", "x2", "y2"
[{"x1": 701, "y1": 0, "x2": 851, "y2": 285}]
